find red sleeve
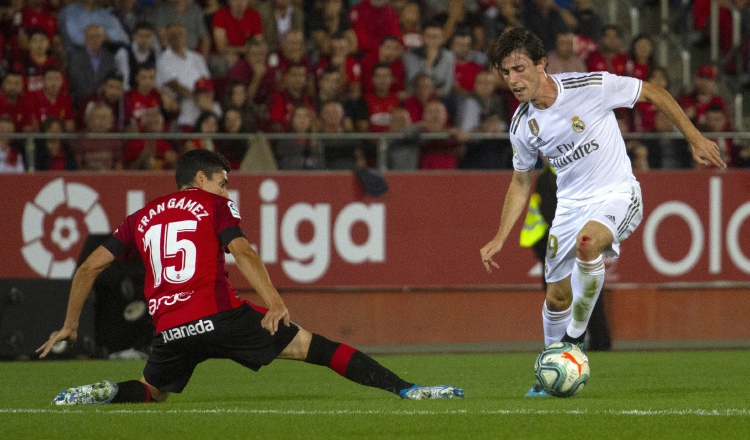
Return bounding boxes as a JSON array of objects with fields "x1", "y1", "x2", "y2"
[
  {"x1": 268, "y1": 93, "x2": 285, "y2": 122},
  {"x1": 211, "y1": 8, "x2": 229, "y2": 30},
  {"x1": 112, "y1": 212, "x2": 137, "y2": 246},
  {"x1": 247, "y1": 8, "x2": 263, "y2": 35},
  {"x1": 60, "y1": 95, "x2": 74, "y2": 122},
  {"x1": 214, "y1": 196, "x2": 242, "y2": 231}
]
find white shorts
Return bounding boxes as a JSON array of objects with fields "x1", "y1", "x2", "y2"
[{"x1": 545, "y1": 184, "x2": 643, "y2": 283}]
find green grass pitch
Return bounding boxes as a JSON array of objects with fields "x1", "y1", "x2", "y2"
[{"x1": 2, "y1": 351, "x2": 750, "y2": 439}]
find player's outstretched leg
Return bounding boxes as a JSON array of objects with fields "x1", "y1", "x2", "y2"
[
  {"x1": 52, "y1": 380, "x2": 153, "y2": 405},
  {"x1": 304, "y1": 333, "x2": 464, "y2": 400}
]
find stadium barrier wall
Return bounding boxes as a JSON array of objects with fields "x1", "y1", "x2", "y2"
[{"x1": 0, "y1": 171, "x2": 748, "y2": 351}]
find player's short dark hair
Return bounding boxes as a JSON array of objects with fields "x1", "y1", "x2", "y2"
[
  {"x1": 175, "y1": 149, "x2": 230, "y2": 190},
  {"x1": 488, "y1": 28, "x2": 546, "y2": 71}
]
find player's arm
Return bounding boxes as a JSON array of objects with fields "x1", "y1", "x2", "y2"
[
  {"x1": 638, "y1": 81, "x2": 726, "y2": 168},
  {"x1": 480, "y1": 168, "x2": 535, "y2": 273},
  {"x1": 227, "y1": 236, "x2": 290, "y2": 335},
  {"x1": 36, "y1": 246, "x2": 115, "y2": 358}
]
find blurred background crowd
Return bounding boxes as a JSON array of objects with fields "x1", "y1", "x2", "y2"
[{"x1": 0, "y1": 0, "x2": 749, "y2": 174}]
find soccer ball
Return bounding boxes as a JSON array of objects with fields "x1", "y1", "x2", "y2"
[{"x1": 534, "y1": 342, "x2": 590, "y2": 397}]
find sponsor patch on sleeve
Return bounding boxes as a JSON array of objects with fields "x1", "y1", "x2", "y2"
[{"x1": 227, "y1": 201, "x2": 241, "y2": 219}]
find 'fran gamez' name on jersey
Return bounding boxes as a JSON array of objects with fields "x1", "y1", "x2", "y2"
[{"x1": 510, "y1": 71, "x2": 642, "y2": 206}]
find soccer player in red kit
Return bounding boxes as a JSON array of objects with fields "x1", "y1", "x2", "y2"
[{"x1": 38, "y1": 149, "x2": 464, "y2": 404}]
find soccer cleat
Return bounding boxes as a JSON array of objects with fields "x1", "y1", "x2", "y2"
[
  {"x1": 399, "y1": 384, "x2": 465, "y2": 400},
  {"x1": 560, "y1": 332, "x2": 586, "y2": 350},
  {"x1": 52, "y1": 380, "x2": 119, "y2": 405},
  {"x1": 525, "y1": 382, "x2": 549, "y2": 397}
]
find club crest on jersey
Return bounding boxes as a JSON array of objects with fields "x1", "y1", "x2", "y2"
[
  {"x1": 572, "y1": 116, "x2": 585, "y2": 133},
  {"x1": 528, "y1": 118, "x2": 540, "y2": 136},
  {"x1": 228, "y1": 201, "x2": 241, "y2": 219}
]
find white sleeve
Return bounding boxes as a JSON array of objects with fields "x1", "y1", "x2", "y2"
[
  {"x1": 511, "y1": 132, "x2": 537, "y2": 172},
  {"x1": 601, "y1": 72, "x2": 642, "y2": 111}
]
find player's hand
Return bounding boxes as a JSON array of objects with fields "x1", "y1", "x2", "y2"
[
  {"x1": 261, "y1": 302, "x2": 290, "y2": 335},
  {"x1": 36, "y1": 327, "x2": 77, "y2": 359},
  {"x1": 690, "y1": 136, "x2": 726, "y2": 169},
  {"x1": 480, "y1": 238, "x2": 503, "y2": 273}
]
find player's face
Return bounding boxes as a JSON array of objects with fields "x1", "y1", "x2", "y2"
[
  {"x1": 498, "y1": 51, "x2": 544, "y2": 102},
  {"x1": 201, "y1": 170, "x2": 229, "y2": 198}
]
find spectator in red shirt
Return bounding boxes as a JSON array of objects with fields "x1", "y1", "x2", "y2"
[
  {"x1": 633, "y1": 66, "x2": 669, "y2": 133},
  {"x1": 586, "y1": 24, "x2": 628, "y2": 75},
  {"x1": 124, "y1": 108, "x2": 178, "y2": 170},
  {"x1": 33, "y1": 116, "x2": 77, "y2": 171},
  {"x1": 360, "y1": 35, "x2": 406, "y2": 99},
  {"x1": 349, "y1": 0, "x2": 402, "y2": 58},
  {"x1": 625, "y1": 34, "x2": 655, "y2": 81},
  {"x1": 268, "y1": 30, "x2": 313, "y2": 80},
  {"x1": 701, "y1": 103, "x2": 734, "y2": 168},
  {"x1": 72, "y1": 103, "x2": 123, "y2": 170},
  {"x1": 23, "y1": 66, "x2": 75, "y2": 132},
  {"x1": 364, "y1": 63, "x2": 399, "y2": 133},
  {"x1": 228, "y1": 37, "x2": 277, "y2": 107},
  {"x1": 676, "y1": 65, "x2": 729, "y2": 127},
  {"x1": 419, "y1": 100, "x2": 464, "y2": 169},
  {"x1": 19, "y1": 0, "x2": 62, "y2": 60},
  {"x1": 315, "y1": 31, "x2": 362, "y2": 99},
  {"x1": 77, "y1": 73, "x2": 125, "y2": 132},
  {"x1": 451, "y1": 30, "x2": 484, "y2": 98},
  {"x1": 124, "y1": 65, "x2": 179, "y2": 132},
  {"x1": 268, "y1": 63, "x2": 314, "y2": 132},
  {"x1": 13, "y1": 28, "x2": 66, "y2": 94},
  {"x1": 403, "y1": 73, "x2": 438, "y2": 124},
  {"x1": 210, "y1": 0, "x2": 263, "y2": 76},
  {"x1": 0, "y1": 70, "x2": 26, "y2": 132}
]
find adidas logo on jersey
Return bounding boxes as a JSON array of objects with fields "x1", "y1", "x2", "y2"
[{"x1": 605, "y1": 215, "x2": 616, "y2": 224}]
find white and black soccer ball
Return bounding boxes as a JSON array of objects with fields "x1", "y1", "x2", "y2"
[{"x1": 534, "y1": 342, "x2": 590, "y2": 397}]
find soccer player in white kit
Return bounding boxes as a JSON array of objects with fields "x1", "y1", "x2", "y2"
[{"x1": 479, "y1": 29, "x2": 726, "y2": 396}]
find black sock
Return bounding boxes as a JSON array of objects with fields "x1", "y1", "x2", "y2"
[
  {"x1": 305, "y1": 333, "x2": 414, "y2": 394},
  {"x1": 111, "y1": 380, "x2": 151, "y2": 403}
]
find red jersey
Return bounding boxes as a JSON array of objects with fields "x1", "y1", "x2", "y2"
[
  {"x1": 676, "y1": 92, "x2": 728, "y2": 126},
  {"x1": 403, "y1": 96, "x2": 425, "y2": 124},
  {"x1": 633, "y1": 101, "x2": 657, "y2": 132},
  {"x1": 211, "y1": 7, "x2": 263, "y2": 48},
  {"x1": 21, "y1": 7, "x2": 58, "y2": 40},
  {"x1": 110, "y1": 188, "x2": 245, "y2": 332},
  {"x1": 625, "y1": 60, "x2": 649, "y2": 81},
  {"x1": 0, "y1": 91, "x2": 26, "y2": 131},
  {"x1": 315, "y1": 56, "x2": 362, "y2": 85},
  {"x1": 364, "y1": 92, "x2": 398, "y2": 133},
  {"x1": 586, "y1": 52, "x2": 629, "y2": 76},
  {"x1": 13, "y1": 56, "x2": 66, "y2": 93},
  {"x1": 349, "y1": 0, "x2": 402, "y2": 56},
  {"x1": 124, "y1": 89, "x2": 162, "y2": 130},
  {"x1": 23, "y1": 89, "x2": 74, "y2": 129},
  {"x1": 227, "y1": 59, "x2": 277, "y2": 104},
  {"x1": 268, "y1": 90, "x2": 314, "y2": 131},
  {"x1": 454, "y1": 61, "x2": 484, "y2": 93}
]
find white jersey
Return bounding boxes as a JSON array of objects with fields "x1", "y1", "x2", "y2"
[{"x1": 510, "y1": 71, "x2": 642, "y2": 206}]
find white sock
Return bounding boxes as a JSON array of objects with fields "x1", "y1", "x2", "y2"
[
  {"x1": 542, "y1": 301, "x2": 572, "y2": 346},
  {"x1": 567, "y1": 255, "x2": 605, "y2": 339}
]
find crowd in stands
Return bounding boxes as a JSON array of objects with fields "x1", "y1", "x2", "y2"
[{"x1": 0, "y1": 0, "x2": 749, "y2": 174}]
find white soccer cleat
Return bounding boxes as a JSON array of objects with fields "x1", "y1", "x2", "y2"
[
  {"x1": 399, "y1": 385, "x2": 465, "y2": 400},
  {"x1": 51, "y1": 380, "x2": 119, "y2": 405}
]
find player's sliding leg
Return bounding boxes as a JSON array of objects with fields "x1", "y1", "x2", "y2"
[
  {"x1": 282, "y1": 329, "x2": 464, "y2": 399},
  {"x1": 561, "y1": 222, "x2": 612, "y2": 346}
]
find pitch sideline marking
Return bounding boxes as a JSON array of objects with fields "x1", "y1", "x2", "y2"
[{"x1": 2, "y1": 408, "x2": 749, "y2": 416}]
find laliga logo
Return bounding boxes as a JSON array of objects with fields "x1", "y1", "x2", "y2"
[
  {"x1": 253, "y1": 179, "x2": 385, "y2": 283},
  {"x1": 21, "y1": 178, "x2": 110, "y2": 278}
]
